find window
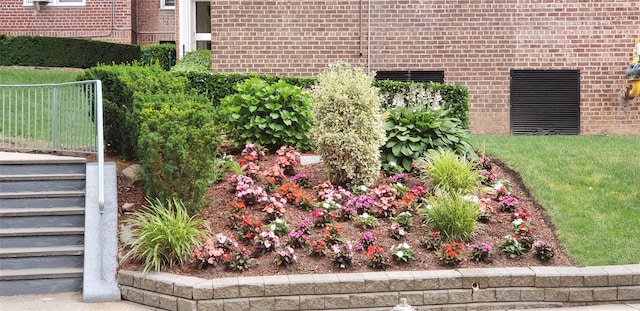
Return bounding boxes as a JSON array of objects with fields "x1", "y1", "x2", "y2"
[
  {"x1": 375, "y1": 71, "x2": 445, "y2": 83},
  {"x1": 161, "y1": 0, "x2": 175, "y2": 9},
  {"x1": 24, "y1": 0, "x2": 85, "y2": 6}
]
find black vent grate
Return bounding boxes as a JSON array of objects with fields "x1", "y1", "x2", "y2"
[
  {"x1": 376, "y1": 71, "x2": 444, "y2": 83},
  {"x1": 510, "y1": 70, "x2": 580, "y2": 135}
]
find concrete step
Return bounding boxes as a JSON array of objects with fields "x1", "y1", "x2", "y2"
[
  {"x1": 0, "y1": 191, "x2": 85, "y2": 200},
  {"x1": 0, "y1": 267, "x2": 83, "y2": 296},
  {"x1": 0, "y1": 163, "x2": 86, "y2": 175},
  {"x1": 0, "y1": 174, "x2": 85, "y2": 193},
  {"x1": 0, "y1": 267, "x2": 83, "y2": 281},
  {"x1": 0, "y1": 207, "x2": 85, "y2": 217},
  {"x1": 0, "y1": 245, "x2": 84, "y2": 258},
  {"x1": 0, "y1": 227, "x2": 85, "y2": 237}
]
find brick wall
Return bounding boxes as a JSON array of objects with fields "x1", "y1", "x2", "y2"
[
  {"x1": 0, "y1": 0, "x2": 134, "y2": 44},
  {"x1": 209, "y1": 0, "x2": 640, "y2": 135},
  {"x1": 136, "y1": 0, "x2": 176, "y2": 46}
]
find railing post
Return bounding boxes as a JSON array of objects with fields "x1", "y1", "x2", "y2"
[{"x1": 52, "y1": 84, "x2": 58, "y2": 150}]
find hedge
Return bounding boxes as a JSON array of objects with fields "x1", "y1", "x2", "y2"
[{"x1": 0, "y1": 35, "x2": 141, "y2": 69}]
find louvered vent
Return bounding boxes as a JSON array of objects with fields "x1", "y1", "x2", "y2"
[
  {"x1": 510, "y1": 70, "x2": 580, "y2": 135},
  {"x1": 376, "y1": 71, "x2": 444, "y2": 83}
]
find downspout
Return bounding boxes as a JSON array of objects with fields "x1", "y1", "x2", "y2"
[
  {"x1": 619, "y1": 38, "x2": 640, "y2": 106},
  {"x1": 367, "y1": 0, "x2": 371, "y2": 73}
]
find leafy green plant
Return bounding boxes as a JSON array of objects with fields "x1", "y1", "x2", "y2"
[
  {"x1": 390, "y1": 242, "x2": 415, "y2": 263},
  {"x1": 218, "y1": 78, "x2": 314, "y2": 151},
  {"x1": 501, "y1": 235, "x2": 525, "y2": 258},
  {"x1": 382, "y1": 107, "x2": 476, "y2": 173},
  {"x1": 141, "y1": 43, "x2": 176, "y2": 71},
  {"x1": 137, "y1": 92, "x2": 220, "y2": 214},
  {"x1": 354, "y1": 212, "x2": 379, "y2": 229},
  {"x1": 209, "y1": 155, "x2": 242, "y2": 184},
  {"x1": 310, "y1": 62, "x2": 387, "y2": 187},
  {"x1": 415, "y1": 148, "x2": 480, "y2": 195},
  {"x1": 121, "y1": 197, "x2": 209, "y2": 274},
  {"x1": 420, "y1": 194, "x2": 480, "y2": 241}
]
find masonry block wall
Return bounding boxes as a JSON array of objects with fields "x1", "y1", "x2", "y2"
[
  {"x1": 0, "y1": 0, "x2": 135, "y2": 44},
  {"x1": 136, "y1": 0, "x2": 176, "y2": 46},
  {"x1": 209, "y1": 0, "x2": 640, "y2": 135}
]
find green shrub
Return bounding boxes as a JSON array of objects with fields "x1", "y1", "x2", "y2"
[
  {"x1": 310, "y1": 62, "x2": 387, "y2": 187},
  {"x1": 415, "y1": 148, "x2": 480, "y2": 195},
  {"x1": 420, "y1": 194, "x2": 480, "y2": 241},
  {"x1": 382, "y1": 107, "x2": 476, "y2": 173},
  {"x1": 218, "y1": 78, "x2": 314, "y2": 151},
  {"x1": 137, "y1": 92, "x2": 220, "y2": 214},
  {"x1": 374, "y1": 80, "x2": 470, "y2": 128},
  {"x1": 121, "y1": 197, "x2": 209, "y2": 274},
  {"x1": 77, "y1": 63, "x2": 188, "y2": 159},
  {"x1": 0, "y1": 35, "x2": 140, "y2": 69},
  {"x1": 141, "y1": 43, "x2": 176, "y2": 71},
  {"x1": 180, "y1": 71, "x2": 316, "y2": 107},
  {"x1": 171, "y1": 50, "x2": 211, "y2": 73}
]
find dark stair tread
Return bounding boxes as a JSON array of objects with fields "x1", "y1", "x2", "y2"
[
  {"x1": 0, "y1": 267, "x2": 83, "y2": 281},
  {"x1": 0, "y1": 174, "x2": 86, "y2": 181}
]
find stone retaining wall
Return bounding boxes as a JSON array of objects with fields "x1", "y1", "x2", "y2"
[{"x1": 118, "y1": 265, "x2": 640, "y2": 311}]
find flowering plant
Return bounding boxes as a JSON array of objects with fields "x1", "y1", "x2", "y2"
[
  {"x1": 360, "y1": 231, "x2": 377, "y2": 248},
  {"x1": 236, "y1": 215, "x2": 262, "y2": 244},
  {"x1": 370, "y1": 185, "x2": 399, "y2": 218},
  {"x1": 351, "y1": 185, "x2": 369, "y2": 196},
  {"x1": 532, "y1": 240, "x2": 555, "y2": 261},
  {"x1": 336, "y1": 204, "x2": 357, "y2": 221},
  {"x1": 366, "y1": 245, "x2": 389, "y2": 269},
  {"x1": 311, "y1": 208, "x2": 336, "y2": 227},
  {"x1": 240, "y1": 161, "x2": 260, "y2": 177},
  {"x1": 382, "y1": 161, "x2": 404, "y2": 175},
  {"x1": 297, "y1": 217, "x2": 313, "y2": 234},
  {"x1": 480, "y1": 169, "x2": 497, "y2": 186},
  {"x1": 354, "y1": 212, "x2": 379, "y2": 229},
  {"x1": 262, "y1": 194, "x2": 287, "y2": 220},
  {"x1": 392, "y1": 211, "x2": 413, "y2": 231},
  {"x1": 236, "y1": 186, "x2": 268, "y2": 206},
  {"x1": 468, "y1": 242, "x2": 492, "y2": 263},
  {"x1": 267, "y1": 218, "x2": 290, "y2": 236},
  {"x1": 331, "y1": 242, "x2": 354, "y2": 269},
  {"x1": 493, "y1": 180, "x2": 512, "y2": 198},
  {"x1": 263, "y1": 164, "x2": 286, "y2": 184},
  {"x1": 315, "y1": 181, "x2": 352, "y2": 203},
  {"x1": 420, "y1": 231, "x2": 442, "y2": 251},
  {"x1": 322, "y1": 222, "x2": 344, "y2": 245},
  {"x1": 389, "y1": 182, "x2": 408, "y2": 198},
  {"x1": 277, "y1": 183, "x2": 316, "y2": 209},
  {"x1": 240, "y1": 143, "x2": 266, "y2": 163},
  {"x1": 389, "y1": 222, "x2": 407, "y2": 240},
  {"x1": 228, "y1": 174, "x2": 255, "y2": 193},
  {"x1": 501, "y1": 235, "x2": 524, "y2": 258},
  {"x1": 512, "y1": 206, "x2": 533, "y2": 222},
  {"x1": 287, "y1": 229, "x2": 310, "y2": 249},
  {"x1": 290, "y1": 173, "x2": 313, "y2": 188},
  {"x1": 309, "y1": 239, "x2": 328, "y2": 257},
  {"x1": 390, "y1": 242, "x2": 415, "y2": 263},
  {"x1": 345, "y1": 195, "x2": 378, "y2": 214},
  {"x1": 255, "y1": 231, "x2": 281, "y2": 255},
  {"x1": 439, "y1": 241, "x2": 465, "y2": 265},
  {"x1": 191, "y1": 233, "x2": 239, "y2": 269},
  {"x1": 276, "y1": 146, "x2": 300, "y2": 175},
  {"x1": 223, "y1": 246, "x2": 253, "y2": 271},
  {"x1": 512, "y1": 219, "x2": 534, "y2": 249},
  {"x1": 274, "y1": 246, "x2": 298, "y2": 267},
  {"x1": 498, "y1": 195, "x2": 519, "y2": 212}
]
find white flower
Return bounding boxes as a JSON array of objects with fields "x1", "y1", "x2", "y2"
[
  {"x1": 401, "y1": 242, "x2": 410, "y2": 249},
  {"x1": 462, "y1": 195, "x2": 480, "y2": 203},
  {"x1": 275, "y1": 218, "x2": 284, "y2": 224},
  {"x1": 269, "y1": 224, "x2": 276, "y2": 231},
  {"x1": 362, "y1": 212, "x2": 370, "y2": 218},
  {"x1": 512, "y1": 219, "x2": 524, "y2": 226},
  {"x1": 399, "y1": 211, "x2": 411, "y2": 217},
  {"x1": 396, "y1": 251, "x2": 404, "y2": 258}
]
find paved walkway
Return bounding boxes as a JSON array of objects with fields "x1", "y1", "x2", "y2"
[{"x1": 0, "y1": 292, "x2": 638, "y2": 311}]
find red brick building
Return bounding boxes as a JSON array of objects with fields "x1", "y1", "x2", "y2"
[{"x1": 2, "y1": 0, "x2": 639, "y2": 135}]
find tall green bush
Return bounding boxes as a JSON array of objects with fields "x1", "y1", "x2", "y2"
[
  {"x1": 136, "y1": 92, "x2": 220, "y2": 214},
  {"x1": 141, "y1": 43, "x2": 176, "y2": 71},
  {"x1": 77, "y1": 63, "x2": 188, "y2": 159},
  {"x1": 171, "y1": 49, "x2": 212, "y2": 73},
  {"x1": 420, "y1": 193, "x2": 480, "y2": 241},
  {"x1": 415, "y1": 148, "x2": 480, "y2": 195},
  {"x1": 310, "y1": 63, "x2": 386, "y2": 187},
  {"x1": 218, "y1": 78, "x2": 314, "y2": 151}
]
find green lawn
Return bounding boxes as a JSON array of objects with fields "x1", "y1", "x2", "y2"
[
  {"x1": 471, "y1": 135, "x2": 640, "y2": 266},
  {"x1": 1, "y1": 67, "x2": 93, "y2": 150},
  {"x1": 0, "y1": 67, "x2": 81, "y2": 84}
]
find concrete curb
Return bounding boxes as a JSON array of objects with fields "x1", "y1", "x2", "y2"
[{"x1": 118, "y1": 264, "x2": 640, "y2": 311}]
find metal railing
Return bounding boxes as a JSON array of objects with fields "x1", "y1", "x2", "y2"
[{"x1": 1, "y1": 80, "x2": 102, "y2": 153}]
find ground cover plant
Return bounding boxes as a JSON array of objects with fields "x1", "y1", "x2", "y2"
[
  {"x1": 118, "y1": 143, "x2": 574, "y2": 277},
  {"x1": 471, "y1": 135, "x2": 640, "y2": 266}
]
